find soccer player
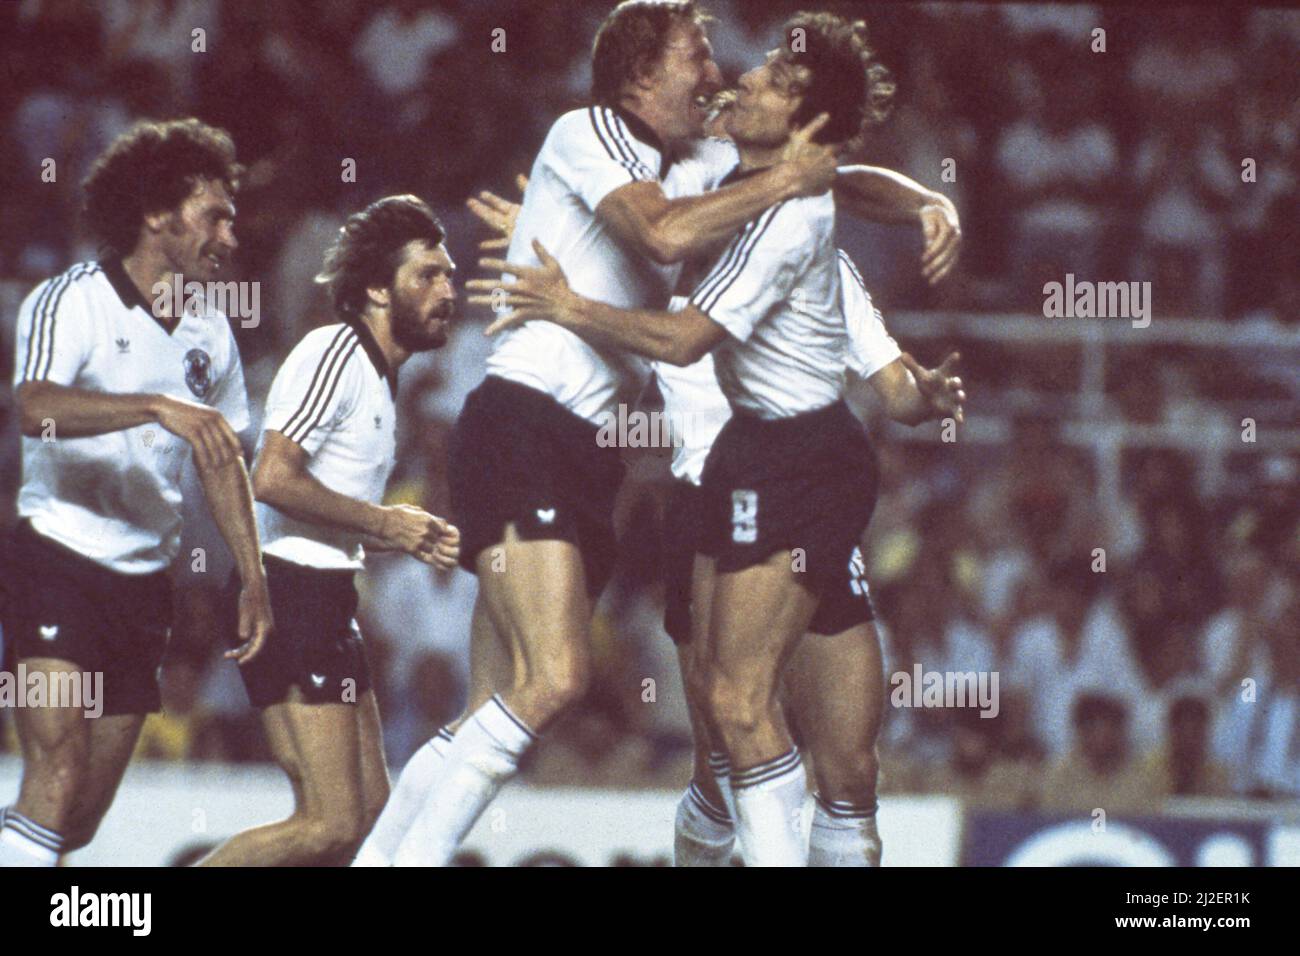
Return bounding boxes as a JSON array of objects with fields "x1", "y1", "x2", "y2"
[
  {"x1": 657, "y1": 249, "x2": 964, "y2": 867},
  {"x1": 476, "y1": 12, "x2": 948, "y2": 864},
  {"x1": 196, "y1": 196, "x2": 461, "y2": 867},
  {"x1": 0, "y1": 119, "x2": 271, "y2": 866}
]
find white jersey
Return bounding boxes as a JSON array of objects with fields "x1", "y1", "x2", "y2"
[
  {"x1": 658, "y1": 248, "x2": 901, "y2": 484},
  {"x1": 689, "y1": 175, "x2": 850, "y2": 419},
  {"x1": 485, "y1": 109, "x2": 735, "y2": 424},
  {"x1": 258, "y1": 321, "x2": 398, "y2": 571},
  {"x1": 13, "y1": 259, "x2": 249, "y2": 574}
]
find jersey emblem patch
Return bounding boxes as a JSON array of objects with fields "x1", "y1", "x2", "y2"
[{"x1": 184, "y1": 348, "x2": 213, "y2": 398}]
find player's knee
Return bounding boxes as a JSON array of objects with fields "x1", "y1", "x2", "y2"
[
  {"x1": 294, "y1": 809, "x2": 366, "y2": 861},
  {"x1": 527, "y1": 655, "x2": 590, "y2": 715},
  {"x1": 707, "y1": 675, "x2": 767, "y2": 742}
]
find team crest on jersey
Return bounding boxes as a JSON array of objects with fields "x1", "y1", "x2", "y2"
[{"x1": 184, "y1": 348, "x2": 213, "y2": 398}]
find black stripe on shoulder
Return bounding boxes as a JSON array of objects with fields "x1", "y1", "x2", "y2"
[
  {"x1": 280, "y1": 326, "x2": 357, "y2": 441},
  {"x1": 837, "y1": 249, "x2": 868, "y2": 290},
  {"x1": 692, "y1": 203, "x2": 785, "y2": 314},
  {"x1": 23, "y1": 263, "x2": 98, "y2": 382},
  {"x1": 284, "y1": 339, "x2": 361, "y2": 444}
]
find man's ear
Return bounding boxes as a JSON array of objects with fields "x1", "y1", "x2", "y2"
[
  {"x1": 142, "y1": 208, "x2": 172, "y2": 235},
  {"x1": 631, "y1": 54, "x2": 660, "y2": 92},
  {"x1": 366, "y1": 285, "x2": 391, "y2": 309}
]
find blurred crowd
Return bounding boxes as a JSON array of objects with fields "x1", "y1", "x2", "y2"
[{"x1": 1, "y1": 1, "x2": 1297, "y2": 809}]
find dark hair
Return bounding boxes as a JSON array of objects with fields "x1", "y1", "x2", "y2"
[
  {"x1": 779, "y1": 11, "x2": 895, "y2": 144},
  {"x1": 315, "y1": 195, "x2": 445, "y2": 319},
  {"x1": 591, "y1": 0, "x2": 711, "y2": 106},
  {"x1": 82, "y1": 118, "x2": 243, "y2": 257}
]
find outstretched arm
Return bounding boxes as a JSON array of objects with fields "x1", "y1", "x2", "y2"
[{"x1": 864, "y1": 351, "x2": 966, "y2": 427}]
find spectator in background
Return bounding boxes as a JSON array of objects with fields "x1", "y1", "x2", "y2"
[
  {"x1": 1143, "y1": 694, "x2": 1231, "y2": 799},
  {"x1": 921, "y1": 708, "x2": 1038, "y2": 810},
  {"x1": 1039, "y1": 693, "x2": 1161, "y2": 814},
  {"x1": 1009, "y1": 562, "x2": 1153, "y2": 758},
  {"x1": 993, "y1": 34, "x2": 1117, "y2": 300}
]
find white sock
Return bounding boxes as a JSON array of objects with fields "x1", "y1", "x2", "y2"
[
  {"x1": 393, "y1": 696, "x2": 537, "y2": 866},
  {"x1": 673, "y1": 781, "x2": 734, "y2": 867},
  {"x1": 730, "y1": 749, "x2": 808, "y2": 867},
  {"x1": 709, "y1": 751, "x2": 737, "y2": 820},
  {"x1": 809, "y1": 794, "x2": 881, "y2": 867},
  {"x1": 353, "y1": 726, "x2": 455, "y2": 866},
  {"x1": 0, "y1": 807, "x2": 64, "y2": 867}
]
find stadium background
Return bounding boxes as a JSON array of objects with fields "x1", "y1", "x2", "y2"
[{"x1": 0, "y1": 0, "x2": 1296, "y2": 865}]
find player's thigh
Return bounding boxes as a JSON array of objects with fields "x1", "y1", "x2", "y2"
[
  {"x1": 474, "y1": 523, "x2": 592, "y2": 676},
  {"x1": 260, "y1": 698, "x2": 366, "y2": 818},
  {"x1": 706, "y1": 552, "x2": 818, "y2": 696},
  {"x1": 786, "y1": 621, "x2": 885, "y2": 760},
  {"x1": 690, "y1": 554, "x2": 717, "y2": 656}
]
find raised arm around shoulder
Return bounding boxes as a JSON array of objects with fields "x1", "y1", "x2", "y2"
[
  {"x1": 596, "y1": 169, "x2": 802, "y2": 266},
  {"x1": 833, "y1": 165, "x2": 945, "y2": 225}
]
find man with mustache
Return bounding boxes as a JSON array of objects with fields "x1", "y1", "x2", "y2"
[{"x1": 198, "y1": 195, "x2": 460, "y2": 866}]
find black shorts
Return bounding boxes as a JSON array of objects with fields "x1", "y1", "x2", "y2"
[
  {"x1": 664, "y1": 478, "x2": 876, "y2": 643},
  {"x1": 448, "y1": 375, "x2": 626, "y2": 598},
  {"x1": 699, "y1": 400, "x2": 878, "y2": 636},
  {"x1": 0, "y1": 520, "x2": 172, "y2": 716},
  {"x1": 231, "y1": 554, "x2": 372, "y2": 708}
]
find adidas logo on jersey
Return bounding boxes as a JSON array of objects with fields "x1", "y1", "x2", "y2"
[
  {"x1": 39, "y1": 624, "x2": 59, "y2": 641},
  {"x1": 115, "y1": 337, "x2": 130, "y2": 353},
  {"x1": 536, "y1": 508, "x2": 556, "y2": 525}
]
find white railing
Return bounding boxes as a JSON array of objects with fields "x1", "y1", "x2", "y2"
[{"x1": 881, "y1": 313, "x2": 1300, "y2": 502}]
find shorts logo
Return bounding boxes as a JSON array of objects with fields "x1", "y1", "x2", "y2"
[
  {"x1": 848, "y1": 546, "x2": 870, "y2": 597},
  {"x1": 536, "y1": 508, "x2": 556, "y2": 525},
  {"x1": 731, "y1": 490, "x2": 758, "y2": 544},
  {"x1": 184, "y1": 348, "x2": 213, "y2": 398},
  {"x1": 39, "y1": 624, "x2": 59, "y2": 641},
  {"x1": 310, "y1": 674, "x2": 327, "y2": 688}
]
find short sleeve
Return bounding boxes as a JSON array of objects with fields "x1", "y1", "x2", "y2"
[
  {"x1": 262, "y1": 326, "x2": 361, "y2": 456},
  {"x1": 838, "y1": 250, "x2": 901, "y2": 380},
  {"x1": 688, "y1": 202, "x2": 809, "y2": 343},
  {"x1": 550, "y1": 107, "x2": 663, "y2": 213},
  {"x1": 207, "y1": 320, "x2": 251, "y2": 433},
  {"x1": 13, "y1": 272, "x2": 93, "y2": 387}
]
